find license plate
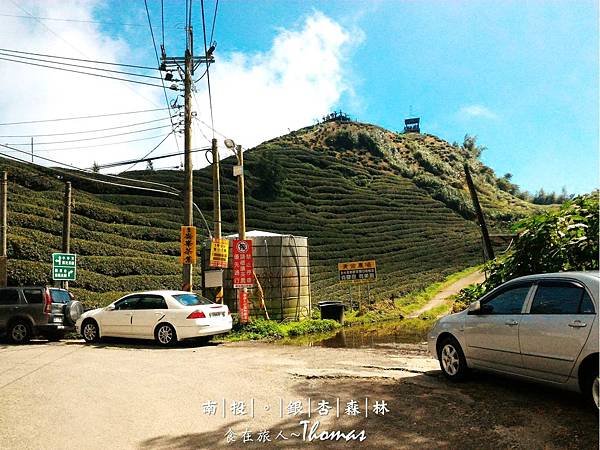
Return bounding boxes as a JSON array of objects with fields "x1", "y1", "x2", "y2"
[
  {"x1": 53, "y1": 317, "x2": 63, "y2": 323},
  {"x1": 209, "y1": 312, "x2": 224, "y2": 317}
]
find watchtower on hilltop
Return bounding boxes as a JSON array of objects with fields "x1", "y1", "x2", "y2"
[{"x1": 404, "y1": 117, "x2": 420, "y2": 133}]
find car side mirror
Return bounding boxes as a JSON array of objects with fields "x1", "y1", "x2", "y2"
[
  {"x1": 106, "y1": 304, "x2": 115, "y2": 311},
  {"x1": 468, "y1": 300, "x2": 481, "y2": 314}
]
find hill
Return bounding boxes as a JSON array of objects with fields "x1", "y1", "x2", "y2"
[{"x1": 0, "y1": 120, "x2": 537, "y2": 308}]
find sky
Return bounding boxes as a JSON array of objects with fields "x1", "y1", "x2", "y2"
[{"x1": 0, "y1": 0, "x2": 597, "y2": 195}]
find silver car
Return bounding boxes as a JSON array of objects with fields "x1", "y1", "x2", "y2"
[{"x1": 428, "y1": 271, "x2": 599, "y2": 408}]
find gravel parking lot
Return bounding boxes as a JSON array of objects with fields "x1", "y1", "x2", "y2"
[{"x1": 0, "y1": 339, "x2": 597, "y2": 449}]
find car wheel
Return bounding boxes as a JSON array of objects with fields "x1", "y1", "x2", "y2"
[
  {"x1": 155, "y1": 323, "x2": 177, "y2": 346},
  {"x1": 8, "y1": 320, "x2": 31, "y2": 344},
  {"x1": 583, "y1": 366, "x2": 599, "y2": 410},
  {"x1": 81, "y1": 320, "x2": 100, "y2": 343},
  {"x1": 438, "y1": 337, "x2": 469, "y2": 381}
]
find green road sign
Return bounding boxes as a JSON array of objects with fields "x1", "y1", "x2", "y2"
[{"x1": 52, "y1": 253, "x2": 77, "y2": 281}]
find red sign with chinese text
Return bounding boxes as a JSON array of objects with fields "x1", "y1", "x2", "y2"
[
  {"x1": 233, "y1": 239, "x2": 254, "y2": 288},
  {"x1": 238, "y1": 289, "x2": 250, "y2": 323}
]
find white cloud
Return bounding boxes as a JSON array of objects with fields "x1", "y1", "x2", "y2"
[
  {"x1": 192, "y1": 12, "x2": 360, "y2": 155},
  {"x1": 0, "y1": 5, "x2": 358, "y2": 172},
  {"x1": 458, "y1": 104, "x2": 498, "y2": 120},
  {"x1": 0, "y1": 1, "x2": 172, "y2": 171}
]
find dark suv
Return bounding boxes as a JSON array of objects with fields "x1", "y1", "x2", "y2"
[{"x1": 0, "y1": 286, "x2": 84, "y2": 343}]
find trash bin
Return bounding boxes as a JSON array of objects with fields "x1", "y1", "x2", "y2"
[{"x1": 318, "y1": 301, "x2": 345, "y2": 324}]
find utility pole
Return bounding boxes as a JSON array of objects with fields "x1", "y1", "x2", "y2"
[
  {"x1": 30, "y1": 138, "x2": 33, "y2": 163},
  {"x1": 212, "y1": 138, "x2": 221, "y2": 239},
  {"x1": 237, "y1": 145, "x2": 246, "y2": 240},
  {"x1": 182, "y1": 35, "x2": 194, "y2": 291},
  {"x1": 61, "y1": 181, "x2": 72, "y2": 290},
  {"x1": 464, "y1": 163, "x2": 495, "y2": 261},
  {"x1": 0, "y1": 172, "x2": 7, "y2": 287},
  {"x1": 160, "y1": 19, "x2": 214, "y2": 292}
]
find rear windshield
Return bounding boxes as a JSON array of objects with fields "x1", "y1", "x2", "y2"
[
  {"x1": 173, "y1": 293, "x2": 213, "y2": 306},
  {"x1": 50, "y1": 289, "x2": 71, "y2": 304}
]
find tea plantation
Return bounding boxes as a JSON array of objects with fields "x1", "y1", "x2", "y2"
[{"x1": 0, "y1": 121, "x2": 535, "y2": 308}]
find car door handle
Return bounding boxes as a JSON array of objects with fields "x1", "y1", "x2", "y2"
[
  {"x1": 504, "y1": 320, "x2": 519, "y2": 326},
  {"x1": 568, "y1": 321, "x2": 587, "y2": 328}
]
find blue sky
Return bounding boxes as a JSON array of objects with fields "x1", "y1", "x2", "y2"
[{"x1": 1, "y1": 1, "x2": 598, "y2": 194}]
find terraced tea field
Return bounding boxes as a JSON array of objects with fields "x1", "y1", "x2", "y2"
[{"x1": 0, "y1": 121, "x2": 533, "y2": 307}]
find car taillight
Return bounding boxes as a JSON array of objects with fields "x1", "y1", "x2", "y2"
[
  {"x1": 187, "y1": 310, "x2": 206, "y2": 319},
  {"x1": 43, "y1": 288, "x2": 52, "y2": 315}
]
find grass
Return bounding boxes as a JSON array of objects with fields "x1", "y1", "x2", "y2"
[{"x1": 219, "y1": 318, "x2": 342, "y2": 342}]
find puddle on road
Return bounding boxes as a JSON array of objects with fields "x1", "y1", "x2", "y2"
[{"x1": 279, "y1": 319, "x2": 430, "y2": 348}]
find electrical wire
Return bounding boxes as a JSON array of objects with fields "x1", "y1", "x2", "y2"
[
  {"x1": 0, "y1": 116, "x2": 174, "y2": 138},
  {"x1": 0, "y1": 47, "x2": 159, "y2": 71},
  {"x1": 2, "y1": 134, "x2": 170, "y2": 153},
  {"x1": 209, "y1": 0, "x2": 219, "y2": 44},
  {"x1": 0, "y1": 107, "x2": 172, "y2": 127},
  {"x1": 122, "y1": 131, "x2": 177, "y2": 171},
  {"x1": 5, "y1": 124, "x2": 177, "y2": 146},
  {"x1": 0, "y1": 141, "x2": 179, "y2": 193},
  {"x1": 200, "y1": 0, "x2": 216, "y2": 138},
  {"x1": 0, "y1": 56, "x2": 171, "y2": 89},
  {"x1": 0, "y1": 13, "x2": 178, "y2": 29},
  {"x1": 0, "y1": 147, "x2": 212, "y2": 237},
  {"x1": 0, "y1": 51, "x2": 164, "y2": 81}
]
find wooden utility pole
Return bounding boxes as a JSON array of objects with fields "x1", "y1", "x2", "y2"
[
  {"x1": 212, "y1": 138, "x2": 221, "y2": 239},
  {"x1": 182, "y1": 29, "x2": 194, "y2": 292},
  {"x1": 464, "y1": 163, "x2": 495, "y2": 261},
  {"x1": 237, "y1": 144, "x2": 246, "y2": 240},
  {"x1": 61, "y1": 181, "x2": 72, "y2": 289},
  {"x1": 0, "y1": 171, "x2": 7, "y2": 287}
]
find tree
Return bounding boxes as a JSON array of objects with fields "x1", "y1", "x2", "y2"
[
  {"x1": 92, "y1": 161, "x2": 100, "y2": 173},
  {"x1": 462, "y1": 134, "x2": 486, "y2": 158},
  {"x1": 146, "y1": 160, "x2": 154, "y2": 171}
]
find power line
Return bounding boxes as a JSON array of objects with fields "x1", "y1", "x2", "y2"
[
  {"x1": 0, "y1": 47, "x2": 159, "y2": 71},
  {"x1": 1, "y1": 134, "x2": 171, "y2": 153},
  {"x1": 0, "y1": 107, "x2": 171, "y2": 127},
  {"x1": 0, "y1": 116, "x2": 175, "y2": 138},
  {"x1": 5, "y1": 124, "x2": 178, "y2": 146},
  {"x1": 105, "y1": 146, "x2": 212, "y2": 171},
  {"x1": 209, "y1": 0, "x2": 220, "y2": 44},
  {"x1": 0, "y1": 147, "x2": 212, "y2": 237},
  {"x1": 201, "y1": 0, "x2": 216, "y2": 138},
  {"x1": 121, "y1": 131, "x2": 177, "y2": 171},
  {"x1": 0, "y1": 51, "x2": 164, "y2": 81},
  {"x1": 0, "y1": 12, "x2": 180, "y2": 29},
  {"x1": 0, "y1": 56, "x2": 172, "y2": 89},
  {"x1": 143, "y1": 0, "x2": 182, "y2": 163},
  {"x1": 0, "y1": 141, "x2": 178, "y2": 193}
]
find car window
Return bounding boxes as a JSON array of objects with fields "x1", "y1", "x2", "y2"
[
  {"x1": 50, "y1": 289, "x2": 71, "y2": 304},
  {"x1": 114, "y1": 296, "x2": 140, "y2": 310},
  {"x1": 135, "y1": 296, "x2": 167, "y2": 310},
  {"x1": 23, "y1": 289, "x2": 43, "y2": 304},
  {"x1": 482, "y1": 285, "x2": 531, "y2": 314},
  {"x1": 172, "y1": 293, "x2": 213, "y2": 306},
  {"x1": 0, "y1": 288, "x2": 20, "y2": 305},
  {"x1": 530, "y1": 282, "x2": 588, "y2": 314},
  {"x1": 580, "y1": 291, "x2": 595, "y2": 314}
]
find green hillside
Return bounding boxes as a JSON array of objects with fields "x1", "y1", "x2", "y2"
[{"x1": 0, "y1": 120, "x2": 537, "y2": 308}]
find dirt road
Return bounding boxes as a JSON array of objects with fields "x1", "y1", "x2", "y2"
[
  {"x1": 408, "y1": 270, "x2": 486, "y2": 318},
  {"x1": 0, "y1": 339, "x2": 596, "y2": 450}
]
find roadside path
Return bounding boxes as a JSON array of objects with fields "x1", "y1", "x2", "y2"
[{"x1": 407, "y1": 270, "x2": 485, "y2": 318}]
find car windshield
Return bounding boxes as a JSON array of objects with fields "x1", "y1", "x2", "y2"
[
  {"x1": 50, "y1": 289, "x2": 71, "y2": 304},
  {"x1": 173, "y1": 293, "x2": 214, "y2": 306}
]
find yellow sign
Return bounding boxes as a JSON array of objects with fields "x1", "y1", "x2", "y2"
[
  {"x1": 179, "y1": 226, "x2": 197, "y2": 265},
  {"x1": 338, "y1": 260, "x2": 377, "y2": 282},
  {"x1": 210, "y1": 238, "x2": 229, "y2": 268}
]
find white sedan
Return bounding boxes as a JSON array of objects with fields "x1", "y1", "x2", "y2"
[{"x1": 75, "y1": 290, "x2": 232, "y2": 346}]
